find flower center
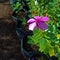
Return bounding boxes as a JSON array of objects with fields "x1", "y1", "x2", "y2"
[{"x1": 36, "y1": 19, "x2": 40, "y2": 23}]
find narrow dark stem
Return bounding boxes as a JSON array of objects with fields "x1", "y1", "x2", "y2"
[
  {"x1": 44, "y1": 0, "x2": 45, "y2": 9},
  {"x1": 21, "y1": 0, "x2": 29, "y2": 11},
  {"x1": 20, "y1": 0, "x2": 30, "y2": 20}
]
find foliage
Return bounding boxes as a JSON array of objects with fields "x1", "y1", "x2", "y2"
[
  {"x1": 10, "y1": 0, "x2": 60, "y2": 59},
  {"x1": 26, "y1": 0, "x2": 60, "y2": 59},
  {"x1": 10, "y1": 0, "x2": 22, "y2": 13},
  {"x1": 10, "y1": 0, "x2": 26, "y2": 25}
]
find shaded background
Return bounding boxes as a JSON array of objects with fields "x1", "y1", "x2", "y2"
[{"x1": 0, "y1": 0, "x2": 26, "y2": 60}]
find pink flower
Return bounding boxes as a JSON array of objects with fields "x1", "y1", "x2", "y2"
[{"x1": 27, "y1": 16, "x2": 50, "y2": 31}]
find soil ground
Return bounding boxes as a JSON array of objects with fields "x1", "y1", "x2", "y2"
[{"x1": 0, "y1": 1, "x2": 26, "y2": 60}]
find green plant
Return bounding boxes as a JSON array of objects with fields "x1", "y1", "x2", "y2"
[
  {"x1": 26, "y1": 0, "x2": 60, "y2": 59},
  {"x1": 10, "y1": 0, "x2": 23, "y2": 13}
]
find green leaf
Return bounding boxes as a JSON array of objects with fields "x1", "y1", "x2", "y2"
[
  {"x1": 49, "y1": 49, "x2": 55, "y2": 57},
  {"x1": 28, "y1": 28, "x2": 43, "y2": 45},
  {"x1": 39, "y1": 38, "x2": 46, "y2": 52}
]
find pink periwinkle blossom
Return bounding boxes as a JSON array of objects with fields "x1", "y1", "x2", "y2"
[{"x1": 27, "y1": 16, "x2": 50, "y2": 31}]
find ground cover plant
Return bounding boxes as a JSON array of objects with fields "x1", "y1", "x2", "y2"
[
  {"x1": 10, "y1": 0, "x2": 60, "y2": 60},
  {"x1": 26, "y1": 0, "x2": 60, "y2": 60}
]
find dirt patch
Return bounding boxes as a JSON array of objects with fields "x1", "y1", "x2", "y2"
[
  {"x1": 0, "y1": 1, "x2": 12, "y2": 18},
  {"x1": 0, "y1": 1, "x2": 26, "y2": 60},
  {"x1": 0, "y1": 0, "x2": 8, "y2": 3}
]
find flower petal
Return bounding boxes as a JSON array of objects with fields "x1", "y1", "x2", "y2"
[
  {"x1": 27, "y1": 18, "x2": 35, "y2": 23},
  {"x1": 29, "y1": 22, "x2": 37, "y2": 31},
  {"x1": 41, "y1": 16, "x2": 50, "y2": 22},
  {"x1": 34, "y1": 16, "x2": 41, "y2": 20},
  {"x1": 38, "y1": 22, "x2": 48, "y2": 30}
]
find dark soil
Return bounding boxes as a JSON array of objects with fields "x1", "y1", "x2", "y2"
[
  {"x1": 0, "y1": 1, "x2": 26, "y2": 60},
  {"x1": 0, "y1": 0, "x2": 8, "y2": 3}
]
